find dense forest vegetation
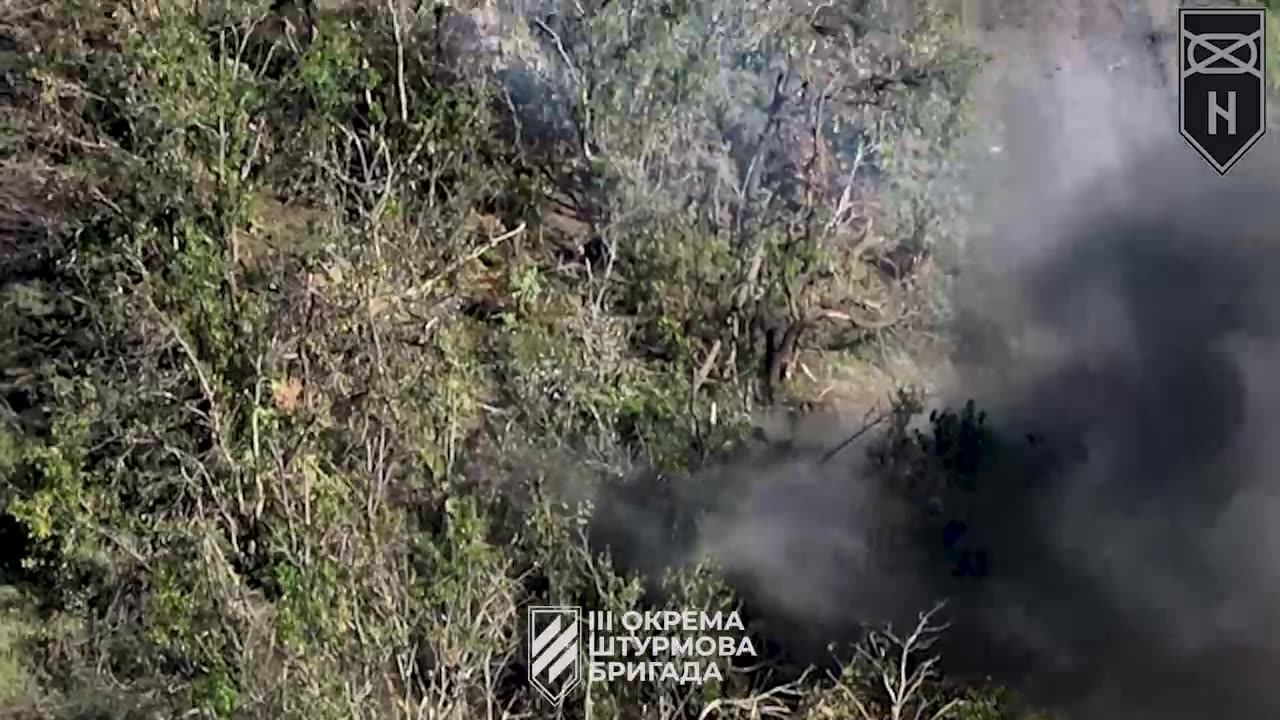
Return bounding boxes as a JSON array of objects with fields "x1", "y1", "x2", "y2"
[{"x1": 7, "y1": 0, "x2": 1245, "y2": 717}]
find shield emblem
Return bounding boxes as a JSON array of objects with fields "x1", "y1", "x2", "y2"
[
  {"x1": 527, "y1": 606, "x2": 581, "y2": 704},
  {"x1": 1179, "y1": 8, "x2": 1267, "y2": 175}
]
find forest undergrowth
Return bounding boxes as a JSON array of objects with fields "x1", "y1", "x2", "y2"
[{"x1": 0, "y1": 0, "x2": 1061, "y2": 718}]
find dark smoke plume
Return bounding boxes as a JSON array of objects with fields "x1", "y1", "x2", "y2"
[
  {"x1": 628, "y1": 144, "x2": 1280, "y2": 720},
  {"x1": 587, "y1": 3, "x2": 1280, "y2": 718},
  {"x1": 938, "y1": 143, "x2": 1280, "y2": 720}
]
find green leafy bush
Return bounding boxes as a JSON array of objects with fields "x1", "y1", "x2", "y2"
[{"x1": 0, "y1": 0, "x2": 1032, "y2": 718}]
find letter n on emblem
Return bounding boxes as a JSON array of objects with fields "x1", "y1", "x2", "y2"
[
  {"x1": 1180, "y1": 7, "x2": 1267, "y2": 175},
  {"x1": 527, "y1": 606, "x2": 581, "y2": 704}
]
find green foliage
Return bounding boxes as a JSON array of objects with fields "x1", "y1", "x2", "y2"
[
  {"x1": 0, "y1": 0, "x2": 1025, "y2": 718},
  {"x1": 193, "y1": 666, "x2": 241, "y2": 719},
  {"x1": 0, "y1": 587, "x2": 36, "y2": 708}
]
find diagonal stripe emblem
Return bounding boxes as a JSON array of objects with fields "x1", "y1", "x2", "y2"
[
  {"x1": 531, "y1": 618, "x2": 578, "y2": 680},
  {"x1": 527, "y1": 606, "x2": 582, "y2": 704}
]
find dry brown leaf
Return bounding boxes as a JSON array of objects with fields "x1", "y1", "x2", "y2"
[{"x1": 271, "y1": 377, "x2": 304, "y2": 413}]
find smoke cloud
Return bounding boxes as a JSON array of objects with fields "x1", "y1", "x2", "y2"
[
  {"x1": 938, "y1": 147, "x2": 1280, "y2": 720},
  {"x1": 937, "y1": 4, "x2": 1280, "y2": 714},
  {"x1": 588, "y1": 2, "x2": 1280, "y2": 718}
]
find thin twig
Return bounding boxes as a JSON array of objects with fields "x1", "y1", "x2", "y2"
[
  {"x1": 819, "y1": 406, "x2": 889, "y2": 465},
  {"x1": 693, "y1": 339, "x2": 722, "y2": 395},
  {"x1": 398, "y1": 222, "x2": 527, "y2": 302},
  {"x1": 387, "y1": 0, "x2": 409, "y2": 123}
]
